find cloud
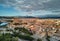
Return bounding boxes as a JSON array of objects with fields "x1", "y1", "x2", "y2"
[
  {"x1": 43, "y1": 0, "x2": 60, "y2": 10},
  {"x1": 0, "y1": 0, "x2": 60, "y2": 12},
  {"x1": 0, "y1": 0, "x2": 51, "y2": 11}
]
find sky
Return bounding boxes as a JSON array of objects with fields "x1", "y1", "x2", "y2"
[{"x1": 0, "y1": 0, "x2": 60, "y2": 16}]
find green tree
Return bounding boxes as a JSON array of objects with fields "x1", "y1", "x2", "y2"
[{"x1": 37, "y1": 39, "x2": 42, "y2": 41}]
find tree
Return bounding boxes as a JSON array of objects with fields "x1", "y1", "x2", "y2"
[
  {"x1": 0, "y1": 33, "x2": 18, "y2": 41},
  {"x1": 45, "y1": 27, "x2": 50, "y2": 41},
  {"x1": 37, "y1": 39, "x2": 42, "y2": 41},
  {"x1": 13, "y1": 27, "x2": 34, "y2": 41},
  {"x1": 14, "y1": 27, "x2": 33, "y2": 35}
]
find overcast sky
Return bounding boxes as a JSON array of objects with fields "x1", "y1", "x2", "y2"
[{"x1": 0, "y1": 0, "x2": 60, "y2": 16}]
